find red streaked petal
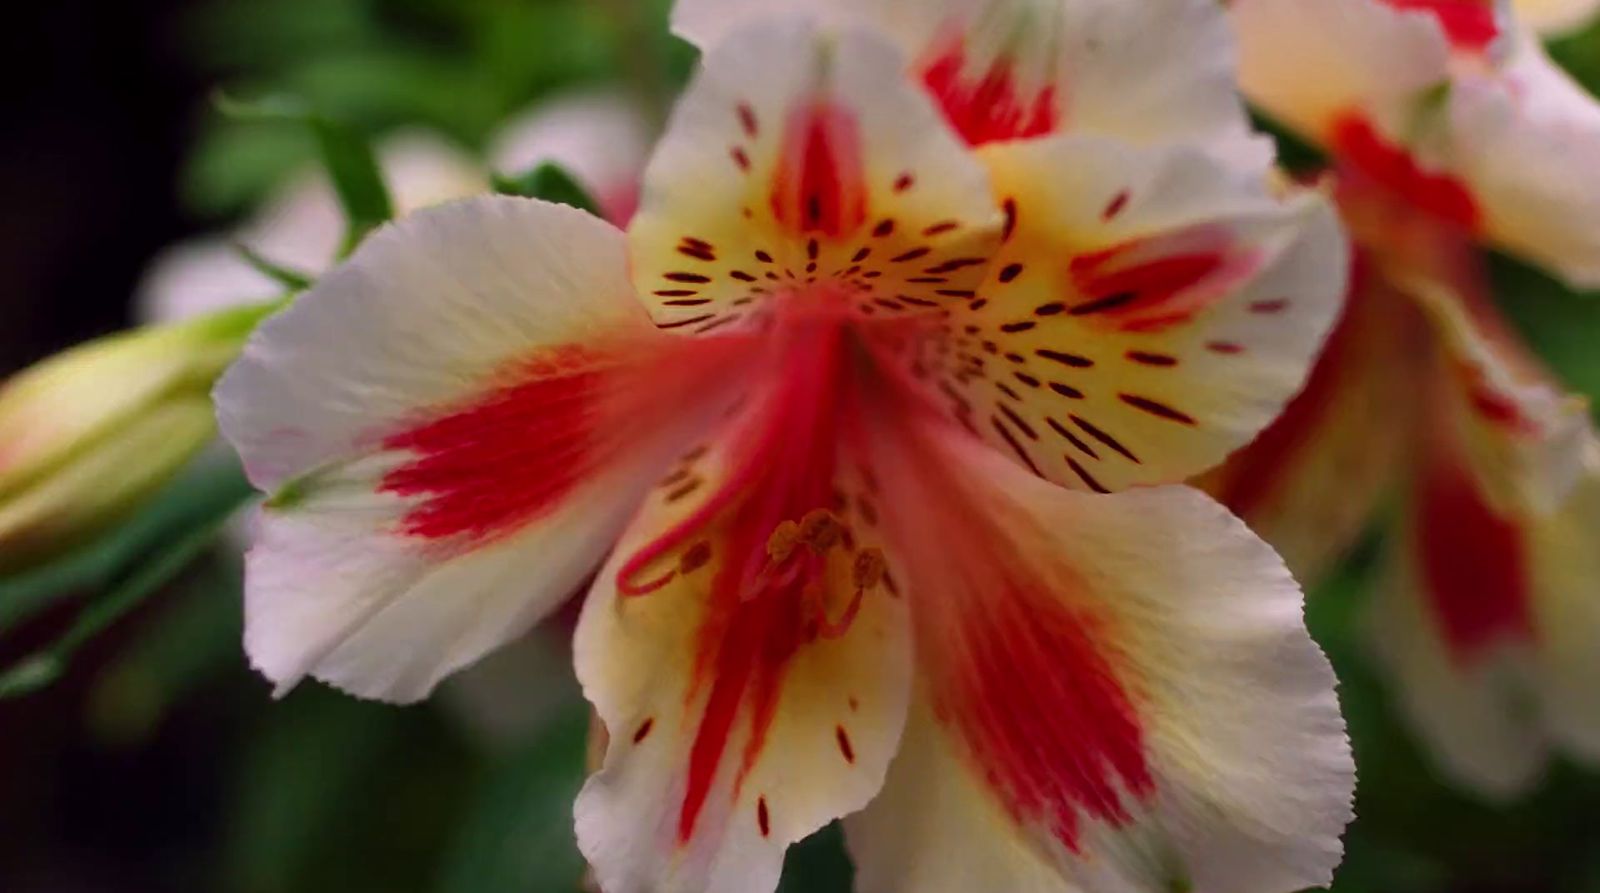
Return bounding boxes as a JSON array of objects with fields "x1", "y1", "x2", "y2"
[
  {"x1": 1234, "y1": 0, "x2": 1453, "y2": 146},
  {"x1": 872, "y1": 135, "x2": 1347, "y2": 492},
  {"x1": 1331, "y1": 114, "x2": 1482, "y2": 231},
  {"x1": 673, "y1": 0, "x2": 1268, "y2": 167},
  {"x1": 574, "y1": 322, "x2": 912, "y2": 893},
  {"x1": 1382, "y1": 0, "x2": 1500, "y2": 51},
  {"x1": 844, "y1": 398, "x2": 1353, "y2": 893},
  {"x1": 768, "y1": 101, "x2": 870, "y2": 238},
  {"x1": 920, "y1": 36, "x2": 1059, "y2": 147},
  {"x1": 628, "y1": 18, "x2": 1002, "y2": 333},
  {"x1": 1199, "y1": 254, "x2": 1427, "y2": 581},
  {"x1": 1374, "y1": 434, "x2": 1600, "y2": 799},
  {"x1": 379, "y1": 344, "x2": 623, "y2": 543},
  {"x1": 1414, "y1": 421, "x2": 1535, "y2": 664},
  {"x1": 217, "y1": 197, "x2": 758, "y2": 702}
]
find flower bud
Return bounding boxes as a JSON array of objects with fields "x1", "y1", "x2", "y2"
[{"x1": 0, "y1": 301, "x2": 280, "y2": 569}]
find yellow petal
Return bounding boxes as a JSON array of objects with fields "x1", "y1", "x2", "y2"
[
  {"x1": 627, "y1": 18, "x2": 1002, "y2": 334},
  {"x1": 574, "y1": 362, "x2": 912, "y2": 893},
  {"x1": 874, "y1": 135, "x2": 1347, "y2": 491}
]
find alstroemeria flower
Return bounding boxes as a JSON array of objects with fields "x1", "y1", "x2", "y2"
[
  {"x1": 217, "y1": 6, "x2": 1355, "y2": 892},
  {"x1": 1218, "y1": 0, "x2": 1600, "y2": 797}
]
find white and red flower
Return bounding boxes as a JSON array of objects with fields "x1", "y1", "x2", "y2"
[
  {"x1": 1222, "y1": 0, "x2": 1600, "y2": 797},
  {"x1": 216, "y1": 3, "x2": 1355, "y2": 891}
]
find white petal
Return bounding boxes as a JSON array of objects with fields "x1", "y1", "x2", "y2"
[
  {"x1": 1447, "y1": 35, "x2": 1600, "y2": 287},
  {"x1": 217, "y1": 196, "x2": 754, "y2": 702},
  {"x1": 845, "y1": 408, "x2": 1354, "y2": 893},
  {"x1": 1234, "y1": 0, "x2": 1452, "y2": 142}
]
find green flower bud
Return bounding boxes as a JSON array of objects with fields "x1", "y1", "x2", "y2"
[{"x1": 0, "y1": 300, "x2": 281, "y2": 570}]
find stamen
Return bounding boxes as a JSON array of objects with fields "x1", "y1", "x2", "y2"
[
  {"x1": 767, "y1": 520, "x2": 802, "y2": 564},
  {"x1": 797, "y1": 509, "x2": 844, "y2": 552},
  {"x1": 814, "y1": 547, "x2": 888, "y2": 640},
  {"x1": 852, "y1": 547, "x2": 886, "y2": 589}
]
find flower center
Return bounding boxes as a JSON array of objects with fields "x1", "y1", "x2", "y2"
[{"x1": 614, "y1": 316, "x2": 886, "y2": 639}]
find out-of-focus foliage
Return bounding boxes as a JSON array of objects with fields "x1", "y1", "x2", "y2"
[{"x1": 181, "y1": 0, "x2": 690, "y2": 217}]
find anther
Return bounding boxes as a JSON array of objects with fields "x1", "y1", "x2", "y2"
[
  {"x1": 797, "y1": 509, "x2": 844, "y2": 552},
  {"x1": 852, "y1": 548, "x2": 886, "y2": 589},
  {"x1": 767, "y1": 520, "x2": 802, "y2": 564}
]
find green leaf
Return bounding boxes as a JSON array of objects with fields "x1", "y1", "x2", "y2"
[
  {"x1": 1250, "y1": 108, "x2": 1327, "y2": 176},
  {"x1": 213, "y1": 92, "x2": 394, "y2": 254},
  {"x1": 0, "y1": 465, "x2": 250, "y2": 699},
  {"x1": 0, "y1": 457, "x2": 255, "y2": 633},
  {"x1": 233, "y1": 242, "x2": 316, "y2": 292},
  {"x1": 436, "y1": 703, "x2": 590, "y2": 893},
  {"x1": 309, "y1": 113, "x2": 394, "y2": 254},
  {"x1": 492, "y1": 162, "x2": 601, "y2": 216},
  {"x1": 85, "y1": 549, "x2": 244, "y2": 746},
  {"x1": 778, "y1": 822, "x2": 855, "y2": 893},
  {"x1": 223, "y1": 688, "x2": 476, "y2": 893}
]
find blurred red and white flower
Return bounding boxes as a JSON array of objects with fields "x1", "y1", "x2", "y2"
[
  {"x1": 137, "y1": 131, "x2": 486, "y2": 324},
  {"x1": 1221, "y1": 0, "x2": 1600, "y2": 798},
  {"x1": 216, "y1": 3, "x2": 1357, "y2": 892}
]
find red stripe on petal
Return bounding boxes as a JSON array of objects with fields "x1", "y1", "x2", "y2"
[
  {"x1": 1218, "y1": 258, "x2": 1369, "y2": 518},
  {"x1": 931, "y1": 574, "x2": 1153, "y2": 850},
  {"x1": 770, "y1": 102, "x2": 869, "y2": 238},
  {"x1": 921, "y1": 41, "x2": 1058, "y2": 147},
  {"x1": 1414, "y1": 435, "x2": 1534, "y2": 664},
  {"x1": 1068, "y1": 228, "x2": 1257, "y2": 332},
  {"x1": 381, "y1": 345, "x2": 608, "y2": 542},
  {"x1": 1331, "y1": 115, "x2": 1482, "y2": 231},
  {"x1": 1383, "y1": 0, "x2": 1499, "y2": 51},
  {"x1": 669, "y1": 322, "x2": 851, "y2": 843}
]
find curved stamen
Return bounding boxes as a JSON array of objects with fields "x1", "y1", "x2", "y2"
[{"x1": 815, "y1": 547, "x2": 887, "y2": 639}]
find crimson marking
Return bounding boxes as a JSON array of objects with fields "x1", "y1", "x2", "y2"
[
  {"x1": 382, "y1": 345, "x2": 606, "y2": 541},
  {"x1": 836, "y1": 726, "x2": 856, "y2": 764},
  {"x1": 633, "y1": 718, "x2": 656, "y2": 743},
  {"x1": 1119, "y1": 394, "x2": 1196, "y2": 425}
]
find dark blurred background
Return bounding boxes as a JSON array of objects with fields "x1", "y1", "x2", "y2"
[{"x1": 1, "y1": 0, "x2": 202, "y2": 367}]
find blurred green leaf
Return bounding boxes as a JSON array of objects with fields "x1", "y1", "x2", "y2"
[
  {"x1": 1251, "y1": 109, "x2": 1328, "y2": 176},
  {"x1": 225, "y1": 688, "x2": 475, "y2": 893},
  {"x1": 0, "y1": 469, "x2": 248, "y2": 699},
  {"x1": 778, "y1": 823, "x2": 854, "y2": 893},
  {"x1": 235, "y1": 242, "x2": 315, "y2": 292},
  {"x1": 213, "y1": 93, "x2": 394, "y2": 252},
  {"x1": 492, "y1": 161, "x2": 601, "y2": 216},
  {"x1": 308, "y1": 114, "x2": 395, "y2": 254},
  {"x1": 183, "y1": 121, "x2": 315, "y2": 217},
  {"x1": 87, "y1": 548, "x2": 245, "y2": 745},
  {"x1": 1488, "y1": 250, "x2": 1600, "y2": 404},
  {"x1": 0, "y1": 457, "x2": 254, "y2": 633},
  {"x1": 436, "y1": 703, "x2": 589, "y2": 893}
]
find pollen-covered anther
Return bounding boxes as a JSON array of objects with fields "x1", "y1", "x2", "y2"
[
  {"x1": 767, "y1": 519, "x2": 803, "y2": 564},
  {"x1": 852, "y1": 547, "x2": 886, "y2": 590},
  {"x1": 797, "y1": 508, "x2": 844, "y2": 553}
]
